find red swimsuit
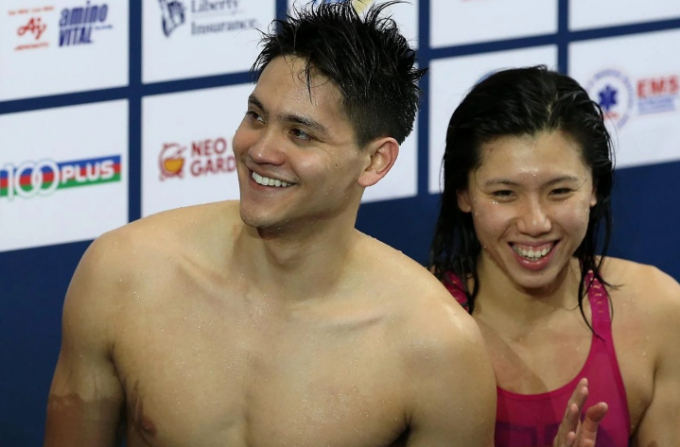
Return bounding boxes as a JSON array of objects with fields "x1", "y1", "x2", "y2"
[{"x1": 444, "y1": 272, "x2": 630, "y2": 446}]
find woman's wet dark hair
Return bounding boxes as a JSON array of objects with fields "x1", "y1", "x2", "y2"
[{"x1": 430, "y1": 66, "x2": 615, "y2": 326}]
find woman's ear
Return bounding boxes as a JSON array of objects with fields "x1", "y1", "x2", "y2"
[{"x1": 457, "y1": 189, "x2": 472, "y2": 213}]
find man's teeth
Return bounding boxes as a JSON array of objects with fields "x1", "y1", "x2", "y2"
[
  {"x1": 252, "y1": 172, "x2": 292, "y2": 187},
  {"x1": 513, "y1": 245, "x2": 552, "y2": 260}
]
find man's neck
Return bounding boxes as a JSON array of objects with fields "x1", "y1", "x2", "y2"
[{"x1": 233, "y1": 215, "x2": 360, "y2": 303}]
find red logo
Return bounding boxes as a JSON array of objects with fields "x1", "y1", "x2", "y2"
[
  {"x1": 159, "y1": 137, "x2": 236, "y2": 181},
  {"x1": 637, "y1": 75, "x2": 679, "y2": 99},
  {"x1": 159, "y1": 143, "x2": 186, "y2": 180},
  {"x1": 10, "y1": 6, "x2": 54, "y2": 51},
  {"x1": 17, "y1": 17, "x2": 47, "y2": 40}
]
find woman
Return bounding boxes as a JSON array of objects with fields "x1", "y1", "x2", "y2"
[{"x1": 430, "y1": 66, "x2": 680, "y2": 446}]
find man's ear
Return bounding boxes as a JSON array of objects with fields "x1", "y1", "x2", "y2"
[
  {"x1": 357, "y1": 137, "x2": 399, "y2": 187},
  {"x1": 457, "y1": 189, "x2": 472, "y2": 213}
]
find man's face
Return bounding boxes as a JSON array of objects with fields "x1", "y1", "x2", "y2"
[{"x1": 233, "y1": 56, "x2": 368, "y2": 234}]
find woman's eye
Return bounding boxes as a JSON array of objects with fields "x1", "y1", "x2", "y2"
[
  {"x1": 492, "y1": 190, "x2": 513, "y2": 199},
  {"x1": 552, "y1": 188, "x2": 572, "y2": 195}
]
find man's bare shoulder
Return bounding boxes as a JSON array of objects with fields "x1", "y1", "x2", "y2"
[
  {"x1": 353, "y1": 232, "x2": 483, "y2": 358},
  {"x1": 93, "y1": 200, "x2": 238, "y2": 266}
]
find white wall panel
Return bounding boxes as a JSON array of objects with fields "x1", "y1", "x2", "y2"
[{"x1": 431, "y1": 0, "x2": 557, "y2": 47}]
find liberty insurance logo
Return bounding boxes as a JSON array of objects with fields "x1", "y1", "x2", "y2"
[{"x1": 158, "y1": 0, "x2": 185, "y2": 37}]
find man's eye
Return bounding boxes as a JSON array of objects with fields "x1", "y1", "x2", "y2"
[
  {"x1": 246, "y1": 111, "x2": 264, "y2": 123},
  {"x1": 291, "y1": 128, "x2": 311, "y2": 140}
]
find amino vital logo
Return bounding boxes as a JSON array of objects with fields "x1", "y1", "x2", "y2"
[
  {"x1": 59, "y1": 1, "x2": 112, "y2": 46},
  {"x1": 0, "y1": 155, "x2": 121, "y2": 200}
]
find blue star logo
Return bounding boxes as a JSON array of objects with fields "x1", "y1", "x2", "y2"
[{"x1": 599, "y1": 85, "x2": 618, "y2": 112}]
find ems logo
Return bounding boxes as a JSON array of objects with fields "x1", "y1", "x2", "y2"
[
  {"x1": 586, "y1": 69, "x2": 634, "y2": 130},
  {"x1": 636, "y1": 75, "x2": 679, "y2": 115},
  {"x1": 158, "y1": 0, "x2": 185, "y2": 37}
]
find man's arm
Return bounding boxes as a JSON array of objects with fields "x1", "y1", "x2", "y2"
[
  {"x1": 44, "y1": 235, "x2": 127, "y2": 447},
  {"x1": 403, "y1": 301, "x2": 496, "y2": 447},
  {"x1": 631, "y1": 267, "x2": 680, "y2": 447}
]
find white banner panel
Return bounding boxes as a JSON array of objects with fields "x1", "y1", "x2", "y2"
[
  {"x1": 570, "y1": 29, "x2": 680, "y2": 168},
  {"x1": 0, "y1": 1, "x2": 128, "y2": 101},
  {"x1": 570, "y1": 0, "x2": 680, "y2": 31},
  {"x1": 0, "y1": 101, "x2": 128, "y2": 252},
  {"x1": 431, "y1": 0, "x2": 557, "y2": 48},
  {"x1": 428, "y1": 46, "x2": 558, "y2": 194},
  {"x1": 142, "y1": 84, "x2": 251, "y2": 217},
  {"x1": 143, "y1": 0, "x2": 275, "y2": 83},
  {"x1": 288, "y1": 0, "x2": 419, "y2": 47}
]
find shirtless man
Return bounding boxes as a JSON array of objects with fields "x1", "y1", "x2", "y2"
[{"x1": 44, "y1": 2, "x2": 496, "y2": 446}]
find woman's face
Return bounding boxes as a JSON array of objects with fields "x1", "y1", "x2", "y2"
[{"x1": 458, "y1": 131, "x2": 597, "y2": 293}]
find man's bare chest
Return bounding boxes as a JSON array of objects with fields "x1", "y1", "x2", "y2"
[{"x1": 113, "y1": 296, "x2": 407, "y2": 447}]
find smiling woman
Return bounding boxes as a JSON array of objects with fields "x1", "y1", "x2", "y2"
[{"x1": 430, "y1": 66, "x2": 680, "y2": 447}]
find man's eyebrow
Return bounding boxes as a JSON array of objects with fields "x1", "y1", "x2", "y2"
[
  {"x1": 247, "y1": 94, "x2": 329, "y2": 136},
  {"x1": 279, "y1": 113, "x2": 329, "y2": 136}
]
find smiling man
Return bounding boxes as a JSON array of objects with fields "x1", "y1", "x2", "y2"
[{"x1": 44, "y1": 2, "x2": 496, "y2": 446}]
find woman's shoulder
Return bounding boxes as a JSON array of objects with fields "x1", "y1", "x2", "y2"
[{"x1": 600, "y1": 256, "x2": 680, "y2": 316}]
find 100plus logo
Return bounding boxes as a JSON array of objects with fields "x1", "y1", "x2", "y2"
[{"x1": 0, "y1": 155, "x2": 121, "y2": 200}]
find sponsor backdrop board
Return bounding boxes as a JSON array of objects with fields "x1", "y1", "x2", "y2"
[
  {"x1": 288, "y1": 0, "x2": 419, "y2": 47},
  {"x1": 428, "y1": 46, "x2": 558, "y2": 194},
  {"x1": 570, "y1": 0, "x2": 680, "y2": 31},
  {"x1": 0, "y1": 0, "x2": 129, "y2": 101},
  {"x1": 570, "y1": 29, "x2": 680, "y2": 169},
  {"x1": 142, "y1": 84, "x2": 250, "y2": 216},
  {"x1": 2, "y1": 1, "x2": 680, "y2": 445},
  {"x1": 143, "y1": 0, "x2": 275, "y2": 83},
  {"x1": 430, "y1": 0, "x2": 558, "y2": 48},
  {"x1": 0, "y1": 100, "x2": 128, "y2": 252}
]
